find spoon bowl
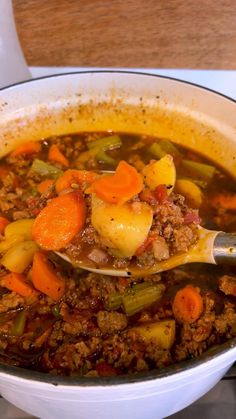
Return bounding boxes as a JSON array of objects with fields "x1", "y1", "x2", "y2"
[{"x1": 56, "y1": 227, "x2": 236, "y2": 277}]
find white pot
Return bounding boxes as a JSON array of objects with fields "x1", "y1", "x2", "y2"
[{"x1": 0, "y1": 70, "x2": 236, "y2": 419}]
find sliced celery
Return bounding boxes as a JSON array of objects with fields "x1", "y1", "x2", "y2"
[
  {"x1": 30, "y1": 159, "x2": 63, "y2": 179},
  {"x1": 123, "y1": 283, "x2": 165, "y2": 316},
  {"x1": 181, "y1": 159, "x2": 216, "y2": 182},
  {"x1": 96, "y1": 150, "x2": 116, "y2": 165},
  {"x1": 149, "y1": 139, "x2": 182, "y2": 160},
  {"x1": 159, "y1": 139, "x2": 182, "y2": 158},
  {"x1": 87, "y1": 135, "x2": 122, "y2": 151},
  {"x1": 106, "y1": 282, "x2": 162, "y2": 312},
  {"x1": 105, "y1": 292, "x2": 123, "y2": 310},
  {"x1": 148, "y1": 142, "x2": 166, "y2": 159},
  {"x1": 10, "y1": 311, "x2": 26, "y2": 336}
]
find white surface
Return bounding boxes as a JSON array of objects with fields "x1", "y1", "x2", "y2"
[{"x1": 0, "y1": 68, "x2": 236, "y2": 419}]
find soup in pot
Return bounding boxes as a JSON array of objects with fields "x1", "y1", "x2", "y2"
[{"x1": 0, "y1": 132, "x2": 235, "y2": 377}]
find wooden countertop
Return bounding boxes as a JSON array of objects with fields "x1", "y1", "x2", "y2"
[{"x1": 13, "y1": 0, "x2": 236, "y2": 69}]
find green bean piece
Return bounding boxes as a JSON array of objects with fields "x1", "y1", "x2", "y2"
[
  {"x1": 88, "y1": 135, "x2": 122, "y2": 151},
  {"x1": 123, "y1": 283, "x2": 165, "y2": 316},
  {"x1": 105, "y1": 292, "x2": 123, "y2": 310},
  {"x1": 181, "y1": 159, "x2": 216, "y2": 182},
  {"x1": 30, "y1": 159, "x2": 63, "y2": 179},
  {"x1": 10, "y1": 311, "x2": 26, "y2": 336},
  {"x1": 159, "y1": 139, "x2": 182, "y2": 158},
  {"x1": 96, "y1": 150, "x2": 116, "y2": 165},
  {"x1": 148, "y1": 142, "x2": 166, "y2": 159}
]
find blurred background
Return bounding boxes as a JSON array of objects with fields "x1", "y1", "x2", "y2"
[{"x1": 12, "y1": 0, "x2": 236, "y2": 69}]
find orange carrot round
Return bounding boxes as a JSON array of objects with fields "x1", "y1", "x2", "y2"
[
  {"x1": 48, "y1": 144, "x2": 69, "y2": 167},
  {"x1": 55, "y1": 169, "x2": 97, "y2": 194},
  {"x1": 2, "y1": 272, "x2": 38, "y2": 298},
  {"x1": 172, "y1": 285, "x2": 203, "y2": 324},
  {"x1": 32, "y1": 191, "x2": 86, "y2": 250},
  {"x1": 0, "y1": 216, "x2": 9, "y2": 234},
  {"x1": 32, "y1": 252, "x2": 65, "y2": 301},
  {"x1": 11, "y1": 141, "x2": 41, "y2": 157},
  {"x1": 88, "y1": 160, "x2": 143, "y2": 205},
  {"x1": 38, "y1": 179, "x2": 54, "y2": 194}
]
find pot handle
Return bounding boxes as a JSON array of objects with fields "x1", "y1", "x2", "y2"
[{"x1": 0, "y1": 0, "x2": 31, "y2": 88}]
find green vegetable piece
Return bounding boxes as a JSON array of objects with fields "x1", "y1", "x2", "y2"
[
  {"x1": 10, "y1": 311, "x2": 26, "y2": 336},
  {"x1": 52, "y1": 305, "x2": 60, "y2": 317},
  {"x1": 105, "y1": 292, "x2": 123, "y2": 310},
  {"x1": 87, "y1": 135, "x2": 122, "y2": 151},
  {"x1": 123, "y1": 283, "x2": 165, "y2": 316},
  {"x1": 30, "y1": 159, "x2": 63, "y2": 179},
  {"x1": 148, "y1": 142, "x2": 166, "y2": 159},
  {"x1": 181, "y1": 159, "x2": 216, "y2": 183},
  {"x1": 159, "y1": 139, "x2": 182, "y2": 158},
  {"x1": 149, "y1": 139, "x2": 182, "y2": 160},
  {"x1": 96, "y1": 150, "x2": 116, "y2": 165},
  {"x1": 1, "y1": 241, "x2": 39, "y2": 274}
]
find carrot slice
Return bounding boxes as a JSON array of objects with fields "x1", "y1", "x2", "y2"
[
  {"x1": 172, "y1": 285, "x2": 203, "y2": 324},
  {"x1": 48, "y1": 144, "x2": 69, "y2": 167},
  {"x1": 11, "y1": 141, "x2": 41, "y2": 157},
  {"x1": 2, "y1": 272, "x2": 38, "y2": 298},
  {"x1": 37, "y1": 179, "x2": 54, "y2": 194},
  {"x1": 55, "y1": 169, "x2": 97, "y2": 194},
  {"x1": 88, "y1": 160, "x2": 143, "y2": 205},
  {"x1": 211, "y1": 193, "x2": 236, "y2": 211},
  {"x1": 32, "y1": 191, "x2": 86, "y2": 250},
  {"x1": 0, "y1": 216, "x2": 9, "y2": 234},
  {"x1": 32, "y1": 252, "x2": 65, "y2": 301}
]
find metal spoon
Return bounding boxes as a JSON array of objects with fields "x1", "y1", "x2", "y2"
[{"x1": 56, "y1": 227, "x2": 236, "y2": 277}]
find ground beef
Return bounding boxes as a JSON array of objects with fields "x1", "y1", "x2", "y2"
[
  {"x1": 97, "y1": 311, "x2": 127, "y2": 334},
  {"x1": 0, "y1": 292, "x2": 24, "y2": 313},
  {"x1": 219, "y1": 275, "x2": 236, "y2": 297}
]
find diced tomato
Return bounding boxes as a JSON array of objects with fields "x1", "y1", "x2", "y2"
[
  {"x1": 135, "y1": 234, "x2": 158, "y2": 256},
  {"x1": 154, "y1": 184, "x2": 168, "y2": 203},
  {"x1": 139, "y1": 188, "x2": 157, "y2": 204},
  {"x1": 96, "y1": 362, "x2": 118, "y2": 377}
]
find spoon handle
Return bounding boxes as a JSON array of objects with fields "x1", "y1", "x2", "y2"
[{"x1": 213, "y1": 232, "x2": 236, "y2": 264}]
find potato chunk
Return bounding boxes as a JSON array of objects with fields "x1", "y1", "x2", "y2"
[
  {"x1": 5, "y1": 219, "x2": 34, "y2": 240},
  {"x1": 175, "y1": 179, "x2": 203, "y2": 208},
  {"x1": 91, "y1": 195, "x2": 153, "y2": 258},
  {"x1": 1, "y1": 241, "x2": 39, "y2": 273},
  {"x1": 142, "y1": 155, "x2": 176, "y2": 194},
  {"x1": 132, "y1": 319, "x2": 175, "y2": 349}
]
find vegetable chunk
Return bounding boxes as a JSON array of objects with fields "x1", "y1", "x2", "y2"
[
  {"x1": 32, "y1": 192, "x2": 86, "y2": 250},
  {"x1": 131, "y1": 320, "x2": 176, "y2": 349},
  {"x1": 91, "y1": 195, "x2": 153, "y2": 258},
  {"x1": 142, "y1": 155, "x2": 176, "y2": 194}
]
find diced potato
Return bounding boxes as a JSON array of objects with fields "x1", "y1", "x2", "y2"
[
  {"x1": 142, "y1": 155, "x2": 176, "y2": 194},
  {"x1": 1, "y1": 241, "x2": 39, "y2": 273},
  {"x1": 91, "y1": 195, "x2": 153, "y2": 258},
  {"x1": 0, "y1": 234, "x2": 25, "y2": 254},
  {"x1": 175, "y1": 179, "x2": 203, "y2": 208},
  {"x1": 132, "y1": 319, "x2": 175, "y2": 349},
  {"x1": 5, "y1": 219, "x2": 34, "y2": 241}
]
